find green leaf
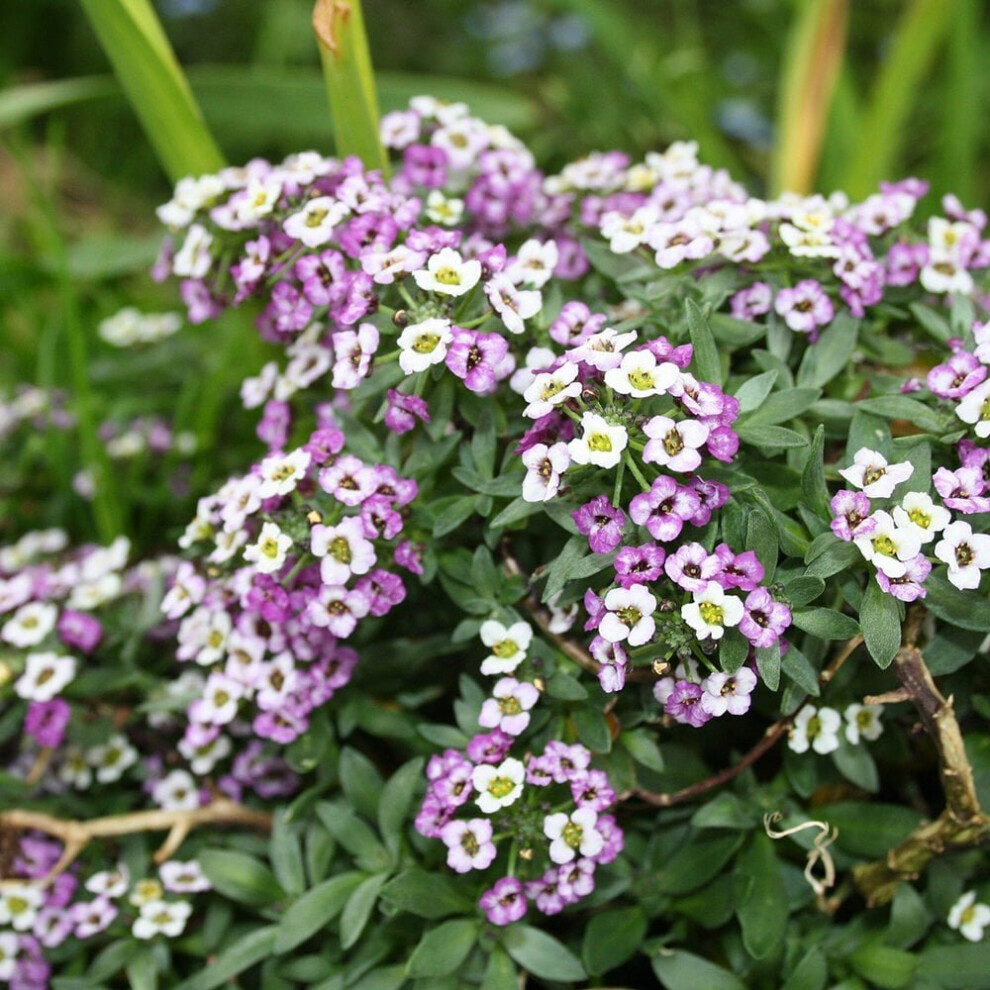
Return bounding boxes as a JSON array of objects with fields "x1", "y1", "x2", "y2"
[
  {"x1": 860, "y1": 581, "x2": 902, "y2": 668},
  {"x1": 656, "y1": 831, "x2": 745, "y2": 895},
  {"x1": 917, "y1": 944, "x2": 990, "y2": 989},
  {"x1": 736, "y1": 833, "x2": 789, "y2": 960},
  {"x1": 339, "y1": 748, "x2": 384, "y2": 821},
  {"x1": 847, "y1": 943, "x2": 917, "y2": 989},
  {"x1": 79, "y1": 0, "x2": 224, "y2": 181},
  {"x1": 798, "y1": 313, "x2": 860, "y2": 387},
  {"x1": 782, "y1": 946, "x2": 828, "y2": 990},
  {"x1": 501, "y1": 924, "x2": 586, "y2": 982},
  {"x1": 746, "y1": 508, "x2": 779, "y2": 581},
  {"x1": 471, "y1": 407, "x2": 497, "y2": 480},
  {"x1": 340, "y1": 873, "x2": 389, "y2": 950},
  {"x1": 925, "y1": 571, "x2": 990, "y2": 631},
  {"x1": 855, "y1": 396, "x2": 944, "y2": 435},
  {"x1": 804, "y1": 538, "x2": 861, "y2": 579},
  {"x1": 270, "y1": 812, "x2": 307, "y2": 896},
  {"x1": 572, "y1": 706, "x2": 612, "y2": 753},
  {"x1": 198, "y1": 849, "x2": 285, "y2": 908},
  {"x1": 743, "y1": 387, "x2": 821, "y2": 426},
  {"x1": 791, "y1": 607, "x2": 860, "y2": 641},
  {"x1": 406, "y1": 919, "x2": 478, "y2": 978},
  {"x1": 380, "y1": 869, "x2": 473, "y2": 920},
  {"x1": 582, "y1": 906, "x2": 648, "y2": 976},
  {"x1": 737, "y1": 425, "x2": 810, "y2": 449},
  {"x1": 783, "y1": 576, "x2": 826, "y2": 607},
  {"x1": 377, "y1": 758, "x2": 424, "y2": 856},
  {"x1": 887, "y1": 883, "x2": 931, "y2": 949},
  {"x1": 781, "y1": 644, "x2": 821, "y2": 697},
  {"x1": 817, "y1": 802, "x2": 922, "y2": 858},
  {"x1": 316, "y1": 803, "x2": 391, "y2": 873},
  {"x1": 651, "y1": 949, "x2": 746, "y2": 990},
  {"x1": 755, "y1": 642, "x2": 782, "y2": 691},
  {"x1": 832, "y1": 738, "x2": 879, "y2": 792},
  {"x1": 685, "y1": 299, "x2": 722, "y2": 386},
  {"x1": 719, "y1": 629, "x2": 750, "y2": 673},
  {"x1": 542, "y1": 536, "x2": 614, "y2": 604},
  {"x1": 173, "y1": 926, "x2": 279, "y2": 990},
  {"x1": 545, "y1": 670, "x2": 589, "y2": 701},
  {"x1": 619, "y1": 730, "x2": 665, "y2": 773},
  {"x1": 691, "y1": 792, "x2": 760, "y2": 830},
  {"x1": 734, "y1": 370, "x2": 779, "y2": 413},
  {"x1": 275, "y1": 872, "x2": 365, "y2": 954},
  {"x1": 313, "y1": 0, "x2": 387, "y2": 172},
  {"x1": 801, "y1": 425, "x2": 832, "y2": 521},
  {"x1": 434, "y1": 496, "x2": 480, "y2": 538},
  {"x1": 481, "y1": 947, "x2": 518, "y2": 990}
]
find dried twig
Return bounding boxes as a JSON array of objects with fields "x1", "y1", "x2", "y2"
[
  {"x1": 765, "y1": 812, "x2": 838, "y2": 902},
  {"x1": 0, "y1": 800, "x2": 272, "y2": 887}
]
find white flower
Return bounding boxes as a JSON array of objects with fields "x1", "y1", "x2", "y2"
[
  {"x1": 891, "y1": 492, "x2": 951, "y2": 544},
  {"x1": 87, "y1": 733, "x2": 139, "y2": 784},
  {"x1": 68, "y1": 573, "x2": 122, "y2": 611},
  {"x1": 235, "y1": 177, "x2": 282, "y2": 224},
  {"x1": 14, "y1": 652, "x2": 76, "y2": 702},
  {"x1": 523, "y1": 362, "x2": 581, "y2": 419},
  {"x1": 485, "y1": 273, "x2": 542, "y2": 335},
  {"x1": 129, "y1": 879, "x2": 164, "y2": 907},
  {"x1": 0, "y1": 884, "x2": 43, "y2": 932},
  {"x1": 506, "y1": 239, "x2": 558, "y2": 288},
  {"x1": 310, "y1": 517, "x2": 376, "y2": 586},
  {"x1": 920, "y1": 258, "x2": 974, "y2": 295},
  {"x1": 567, "y1": 412, "x2": 628, "y2": 469},
  {"x1": 361, "y1": 245, "x2": 424, "y2": 284},
  {"x1": 159, "y1": 860, "x2": 211, "y2": 894},
  {"x1": 854, "y1": 511, "x2": 924, "y2": 579},
  {"x1": 844, "y1": 703, "x2": 884, "y2": 745},
  {"x1": 642, "y1": 415, "x2": 710, "y2": 472},
  {"x1": 397, "y1": 318, "x2": 453, "y2": 375},
  {"x1": 604, "y1": 350, "x2": 679, "y2": 398},
  {"x1": 779, "y1": 222, "x2": 839, "y2": 259},
  {"x1": 479, "y1": 620, "x2": 533, "y2": 676},
  {"x1": 788, "y1": 705, "x2": 842, "y2": 755},
  {"x1": 171, "y1": 223, "x2": 213, "y2": 278},
  {"x1": 600, "y1": 584, "x2": 657, "y2": 647},
  {"x1": 424, "y1": 190, "x2": 464, "y2": 226},
  {"x1": 934, "y1": 521, "x2": 990, "y2": 590},
  {"x1": 153, "y1": 770, "x2": 200, "y2": 812},
  {"x1": 544, "y1": 808, "x2": 604, "y2": 864},
  {"x1": 258, "y1": 448, "x2": 311, "y2": 500},
  {"x1": 956, "y1": 379, "x2": 990, "y2": 438},
  {"x1": 178, "y1": 730, "x2": 232, "y2": 775},
  {"x1": 0, "y1": 932, "x2": 18, "y2": 980},
  {"x1": 283, "y1": 196, "x2": 348, "y2": 247},
  {"x1": 838, "y1": 448, "x2": 914, "y2": 498},
  {"x1": 948, "y1": 891, "x2": 990, "y2": 942},
  {"x1": 510, "y1": 346, "x2": 557, "y2": 396},
  {"x1": 472, "y1": 757, "x2": 525, "y2": 814},
  {"x1": 568, "y1": 328, "x2": 638, "y2": 372},
  {"x1": 132, "y1": 899, "x2": 193, "y2": 940},
  {"x1": 600, "y1": 206, "x2": 657, "y2": 253},
  {"x1": 521, "y1": 442, "x2": 570, "y2": 504},
  {"x1": 59, "y1": 747, "x2": 93, "y2": 789},
  {"x1": 86, "y1": 863, "x2": 130, "y2": 899},
  {"x1": 243, "y1": 522, "x2": 292, "y2": 575},
  {"x1": 412, "y1": 248, "x2": 481, "y2": 297},
  {"x1": 191, "y1": 673, "x2": 244, "y2": 725},
  {"x1": 680, "y1": 582, "x2": 744, "y2": 642},
  {"x1": 2, "y1": 601, "x2": 57, "y2": 648}
]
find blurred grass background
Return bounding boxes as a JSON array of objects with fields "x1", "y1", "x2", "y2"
[{"x1": 0, "y1": 0, "x2": 987, "y2": 545}]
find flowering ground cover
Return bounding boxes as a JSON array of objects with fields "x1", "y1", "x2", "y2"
[{"x1": 1, "y1": 1, "x2": 990, "y2": 987}]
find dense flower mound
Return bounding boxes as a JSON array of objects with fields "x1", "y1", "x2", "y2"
[{"x1": 1, "y1": 97, "x2": 989, "y2": 986}]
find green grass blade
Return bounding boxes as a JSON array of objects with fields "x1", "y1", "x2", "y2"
[
  {"x1": 0, "y1": 76, "x2": 117, "y2": 130},
  {"x1": 312, "y1": 0, "x2": 387, "y2": 173},
  {"x1": 839, "y1": 0, "x2": 959, "y2": 198},
  {"x1": 772, "y1": 0, "x2": 849, "y2": 195},
  {"x1": 78, "y1": 0, "x2": 225, "y2": 182}
]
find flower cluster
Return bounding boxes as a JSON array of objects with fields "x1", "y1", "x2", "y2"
[{"x1": 787, "y1": 702, "x2": 884, "y2": 755}]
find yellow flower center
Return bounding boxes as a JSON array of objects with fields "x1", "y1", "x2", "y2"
[
  {"x1": 699, "y1": 602, "x2": 724, "y2": 626},
  {"x1": 588, "y1": 432, "x2": 613, "y2": 453}
]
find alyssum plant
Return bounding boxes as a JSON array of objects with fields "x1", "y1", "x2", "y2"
[{"x1": 1, "y1": 96, "x2": 989, "y2": 987}]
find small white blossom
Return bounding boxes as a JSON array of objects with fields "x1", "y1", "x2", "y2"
[
  {"x1": 397, "y1": 318, "x2": 453, "y2": 375},
  {"x1": 2, "y1": 601, "x2": 58, "y2": 648},
  {"x1": 283, "y1": 196, "x2": 348, "y2": 247},
  {"x1": 485, "y1": 273, "x2": 542, "y2": 335},
  {"x1": 891, "y1": 492, "x2": 951, "y2": 544},
  {"x1": 642, "y1": 415, "x2": 710, "y2": 472},
  {"x1": 956, "y1": 379, "x2": 990, "y2": 438},
  {"x1": 948, "y1": 891, "x2": 990, "y2": 942},
  {"x1": 479, "y1": 620, "x2": 533, "y2": 676},
  {"x1": 14, "y1": 652, "x2": 76, "y2": 702},
  {"x1": 506, "y1": 239, "x2": 558, "y2": 288},
  {"x1": 854, "y1": 511, "x2": 924, "y2": 579},
  {"x1": 87, "y1": 733, "x2": 139, "y2": 784},
  {"x1": 413, "y1": 248, "x2": 481, "y2": 297},
  {"x1": 258, "y1": 449, "x2": 311, "y2": 500},
  {"x1": 934, "y1": 521, "x2": 990, "y2": 590},
  {"x1": 424, "y1": 190, "x2": 464, "y2": 226},
  {"x1": 171, "y1": 223, "x2": 213, "y2": 278},
  {"x1": 788, "y1": 704, "x2": 842, "y2": 755},
  {"x1": 844, "y1": 703, "x2": 884, "y2": 745},
  {"x1": 472, "y1": 757, "x2": 525, "y2": 814},
  {"x1": 568, "y1": 412, "x2": 628, "y2": 469},
  {"x1": 544, "y1": 808, "x2": 604, "y2": 864},
  {"x1": 521, "y1": 442, "x2": 570, "y2": 504},
  {"x1": 681, "y1": 582, "x2": 744, "y2": 641},
  {"x1": 159, "y1": 860, "x2": 211, "y2": 894},
  {"x1": 132, "y1": 899, "x2": 193, "y2": 940},
  {"x1": 0, "y1": 884, "x2": 44, "y2": 932},
  {"x1": 839, "y1": 448, "x2": 914, "y2": 498},
  {"x1": 152, "y1": 770, "x2": 200, "y2": 812},
  {"x1": 86, "y1": 864, "x2": 130, "y2": 899},
  {"x1": 604, "y1": 350, "x2": 679, "y2": 398},
  {"x1": 243, "y1": 522, "x2": 293, "y2": 575},
  {"x1": 523, "y1": 362, "x2": 581, "y2": 419},
  {"x1": 600, "y1": 584, "x2": 657, "y2": 647}
]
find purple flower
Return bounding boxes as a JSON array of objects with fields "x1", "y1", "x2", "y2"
[
  {"x1": 539, "y1": 741, "x2": 591, "y2": 783},
  {"x1": 739, "y1": 588, "x2": 792, "y2": 648},
  {"x1": 885, "y1": 241, "x2": 927, "y2": 286},
  {"x1": 478, "y1": 677, "x2": 540, "y2": 736},
  {"x1": 414, "y1": 793, "x2": 453, "y2": 838},
  {"x1": 548, "y1": 301, "x2": 606, "y2": 347},
  {"x1": 394, "y1": 540, "x2": 425, "y2": 576},
  {"x1": 714, "y1": 545, "x2": 765, "y2": 591},
  {"x1": 685, "y1": 477, "x2": 729, "y2": 526},
  {"x1": 257, "y1": 399, "x2": 291, "y2": 450},
  {"x1": 304, "y1": 426, "x2": 346, "y2": 465},
  {"x1": 730, "y1": 282, "x2": 773, "y2": 319},
  {"x1": 664, "y1": 542, "x2": 721, "y2": 592},
  {"x1": 354, "y1": 569, "x2": 406, "y2": 617},
  {"x1": 593, "y1": 815, "x2": 624, "y2": 864},
  {"x1": 24, "y1": 699, "x2": 70, "y2": 748},
  {"x1": 933, "y1": 466, "x2": 990, "y2": 514},
  {"x1": 466, "y1": 729, "x2": 514, "y2": 765},
  {"x1": 402, "y1": 145, "x2": 448, "y2": 188},
  {"x1": 701, "y1": 667, "x2": 758, "y2": 716},
  {"x1": 774, "y1": 280, "x2": 834, "y2": 337},
  {"x1": 557, "y1": 858, "x2": 596, "y2": 899},
  {"x1": 875, "y1": 553, "x2": 932, "y2": 602},
  {"x1": 445, "y1": 328, "x2": 511, "y2": 394},
  {"x1": 307, "y1": 585, "x2": 371, "y2": 638},
  {"x1": 665, "y1": 680, "x2": 712, "y2": 727},
  {"x1": 629, "y1": 476, "x2": 701, "y2": 542},
  {"x1": 614, "y1": 544, "x2": 666, "y2": 589},
  {"x1": 830, "y1": 490, "x2": 875, "y2": 541},
  {"x1": 480, "y1": 876, "x2": 528, "y2": 926},
  {"x1": 706, "y1": 425, "x2": 740, "y2": 462},
  {"x1": 927, "y1": 352, "x2": 987, "y2": 399},
  {"x1": 295, "y1": 249, "x2": 347, "y2": 307},
  {"x1": 57, "y1": 610, "x2": 102, "y2": 652},
  {"x1": 570, "y1": 769, "x2": 616, "y2": 811},
  {"x1": 572, "y1": 495, "x2": 627, "y2": 554},
  {"x1": 590, "y1": 636, "x2": 629, "y2": 693},
  {"x1": 385, "y1": 389, "x2": 431, "y2": 435}
]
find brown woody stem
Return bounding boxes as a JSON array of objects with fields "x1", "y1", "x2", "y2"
[
  {"x1": 852, "y1": 605, "x2": 990, "y2": 906},
  {"x1": 0, "y1": 800, "x2": 272, "y2": 887}
]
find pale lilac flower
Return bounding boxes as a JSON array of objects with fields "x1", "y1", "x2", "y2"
[
  {"x1": 933, "y1": 466, "x2": 990, "y2": 514},
  {"x1": 307, "y1": 585, "x2": 371, "y2": 637},
  {"x1": 830, "y1": 490, "x2": 876, "y2": 541},
  {"x1": 774, "y1": 280, "x2": 834, "y2": 335},
  {"x1": 567, "y1": 327, "x2": 638, "y2": 373},
  {"x1": 71, "y1": 897, "x2": 118, "y2": 939},
  {"x1": 927, "y1": 352, "x2": 987, "y2": 399},
  {"x1": 876, "y1": 553, "x2": 931, "y2": 601},
  {"x1": 331, "y1": 323, "x2": 379, "y2": 390},
  {"x1": 445, "y1": 328, "x2": 511, "y2": 393},
  {"x1": 739, "y1": 588, "x2": 792, "y2": 648},
  {"x1": 642, "y1": 415, "x2": 709, "y2": 472},
  {"x1": 614, "y1": 544, "x2": 666, "y2": 589},
  {"x1": 701, "y1": 667, "x2": 758, "y2": 716},
  {"x1": 479, "y1": 877, "x2": 527, "y2": 926},
  {"x1": 665, "y1": 681, "x2": 711, "y2": 727},
  {"x1": 485, "y1": 273, "x2": 542, "y2": 335},
  {"x1": 570, "y1": 769, "x2": 616, "y2": 811},
  {"x1": 664, "y1": 542, "x2": 721, "y2": 592},
  {"x1": 730, "y1": 282, "x2": 773, "y2": 319},
  {"x1": 629, "y1": 476, "x2": 701, "y2": 542},
  {"x1": 439, "y1": 818, "x2": 497, "y2": 873},
  {"x1": 478, "y1": 677, "x2": 540, "y2": 736}
]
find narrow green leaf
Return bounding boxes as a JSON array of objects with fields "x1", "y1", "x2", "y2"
[
  {"x1": 270, "y1": 812, "x2": 307, "y2": 896},
  {"x1": 275, "y1": 871, "x2": 364, "y2": 954},
  {"x1": 339, "y1": 747, "x2": 384, "y2": 820},
  {"x1": 737, "y1": 425, "x2": 809, "y2": 449},
  {"x1": 380, "y1": 869, "x2": 473, "y2": 919},
  {"x1": 501, "y1": 924, "x2": 586, "y2": 982},
  {"x1": 832, "y1": 738, "x2": 880, "y2": 791},
  {"x1": 801, "y1": 425, "x2": 831, "y2": 521},
  {"x1": 79, "y1": 0, "x2": 224, "y2": 181},
  {"x1": 198, "y1": 849, "x2": 285, "y2": 908},
  {"x1": 481, "y1": 947, "x2": 518, "y2": 990},
  {"x1": 377, "y1": 758, "x2": 424, "y2": 856},
  {"x1": 860, "y1": 580, "x2": 902, "y2": 668},
  {"x1": 848, "y1": 943, "x2": 917, "y2": 989},
  {"x1": 313, "y1": 0, "x2": 387, "y2": 172},
  {"x1": 407, "y1": 919, "x2": 478, "y2": 978},
  {"x1": 340, "y1": 873, "x2": 389, "y2": 950},
  {"x1": 925, "y1": 572, "x2": 990, "y2": 631},
  {"x1": 685, "y1": 299, "x2": 722, "y2": 386},
  {"x1": 651, "y1": 950, "x2": 746, "y2": 990},
  {"x1": 736, "y1": 833, "x2": 789, "y2": 959},
  {"x1": 791, "y1": 607, "x2": 860, "y2": 641},
  {"x1": 798, "y1": 313, "x2": 859, "y2": 387},
  {"x1": 316, "y1": 803, "x2": 391, "y2": 873},
  {"x1": 582, "y1": 906, "x2": 648, "y2": 976},
  {"x1": 755, "y1": 643, "x2": 782, "y2": 691},
  {"x1": 734, "y1": 370, "x2": 779, "y2": 413},
  {"x1": 173, "y1": 926, "x2": 279, "y2": 990}
]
